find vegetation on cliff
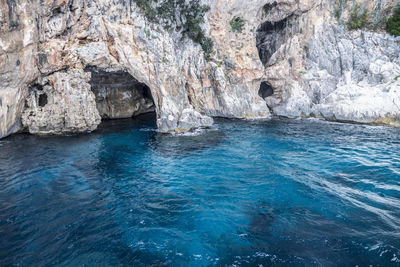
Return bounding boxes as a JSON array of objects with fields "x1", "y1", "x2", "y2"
[
  {"x1": 133, "y1": 0, "x2": 214, "y2": 60},
  {"x1": 386, "y1": 4, "x2": 400, "y2": 36},
  {"x1": 347, "y1": 4, "x2": 369, "y2": 30},
  {"x1": 335, "y1": 1, "x2": 400, "y2": 36},
  {"x1": 230, "y1": 16, "x2": 245, "y2": 33}
]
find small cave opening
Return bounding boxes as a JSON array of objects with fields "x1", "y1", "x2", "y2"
[
  {"x1": 262, "y1": 2, "x2": 278, "y2": 15},
  {"x1": 38, "y1": 93, "x2": 48, "y2": 107},
  {"x1": 25, "y1": 84, "x2": 48, "y2": 108},
  {"x1": 258, "y1": 81, "x2": 274, "y2": 99},
  {"x1": 86, "y1": 67, "x2": 155, "y2": 120}
]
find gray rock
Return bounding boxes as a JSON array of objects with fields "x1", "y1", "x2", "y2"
[{"x1": 22, "y1": 69, "x2": 101, "y2": 135}]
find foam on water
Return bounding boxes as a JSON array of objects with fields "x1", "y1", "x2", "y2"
[{"x1": 0, "y1": 113, "x2": 399, "y2": 266}]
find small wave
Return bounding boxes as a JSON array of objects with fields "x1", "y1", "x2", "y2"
[
  {"x1": 1, "y1": 116, "x2": 399, "y2": 266},
  {"x1": 360, "y1": 179, "x2": 400, "y2": 192},
  {"x1": 392, "y1": 254, "x2": 400, "y2": 263},
  {"x1": 0, "y1": 140, "x2": 8, "y2": 146},
  {"x1": 139, "y1": 127, "x2": 156, "y2": 132},
  {"x1": 169, "y1": 127, "x2": 218, "y2": 137},
  {"x1": 290, "y1": 173, "x2": 400, "y2": 229}
]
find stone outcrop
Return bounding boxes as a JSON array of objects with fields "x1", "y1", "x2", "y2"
[
  {"x1": 285, "y1": 25, "x2": 400, "y2": 126},
  {"x1": 22, "y1": 68, "x2": 101, "y2": 135},
  {"x1": 0, "y1": 0, "x2": 39, "y2": 138},
  {"x1": 0, "y1": 0, "x2": 399, "y2": 138},
  {"x1": 257, "y1": 0, "x2": 400, "y2": 126}
]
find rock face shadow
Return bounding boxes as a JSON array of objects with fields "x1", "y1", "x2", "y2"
[
  {"x1": 86, "y1": 67, "x2": 155, "y2": 120},
  {"x1": 256, "y1": 14, "x2": 297, "y2": 66},
  {"x1": 258, "y1": 81, "x2": 275, "y2": 99}
]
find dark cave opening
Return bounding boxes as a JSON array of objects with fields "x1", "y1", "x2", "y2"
[
  {"x1": 263, "y1": 2, "x2": 278, "y2": 15},
  {"x1": 38, "y1": 93, "x2": 48, "y2": 107},
  {"x1": 256, "y1": 18, "x2": 289, "y2": 66},
  {"x1": 258, "y1": 81, "x2": 274, "y2": 99},
  {"x1": 256, "y1": 9, "x2": 302, "y2": 67},
  {"x1": 26, "y1": 84, "x2": 48, "y2": 108},
  {"x1": 86, "y1": 67, "x2": 155, "y2": 120}
]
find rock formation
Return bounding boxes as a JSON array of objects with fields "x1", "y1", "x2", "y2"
[
  {"x1": 257, "y1": 0, "x2": 400, "y2": 126},
  {"x1": 0, "y1": 0, "x2": 399, "y2": 139},
  {"x1": 21, "y1": 68, "x2": 101, "y2": 135}
]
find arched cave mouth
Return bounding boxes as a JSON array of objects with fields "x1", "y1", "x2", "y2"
[
  {"x1": 85, "y1": 67, "x2": 155, "y2": 120},
  {"x1": 38, "y1": 92, "x2": 48, "y2": 107},
  {"x1": 258, "y1": 81, "x2": 274, "y2": 99}
]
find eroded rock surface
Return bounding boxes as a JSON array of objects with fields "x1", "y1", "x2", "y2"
[
  {"x1": 22, "y1": 68, "x2": 101, "y2": 135},
  {"x1": 258, "y1": 0, "x2": 400, "y2": 126},
  {"x1": 296, "y1": 25, "x2": 400, "y2": 126},
  {"x1": 0, "y1": 0, "x2": 39, "y2": 138}
]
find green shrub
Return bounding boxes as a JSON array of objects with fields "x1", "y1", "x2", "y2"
[
  {"x1": 230, "y1": 16, "x2": 245, "y2": 33},
  {"x1": 201, "y1": 37, "x2": 214, "y2": 61},
  {"x1": 334, "y1": 6, "x2": 341, "y2": 20},
  {"x1": 133, "y1": 0, "x2": 214, "y2": 60},
  {"x1": 386, "y1": 4, "x2": 400, "y2": 36},
  {"x1": 347, "y1": 4, "x2": 369, "y2": 30}
]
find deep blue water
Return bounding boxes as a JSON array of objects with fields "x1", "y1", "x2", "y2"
[{"x1": 1, "y1": 114, "x2": 400, "y2": 266}]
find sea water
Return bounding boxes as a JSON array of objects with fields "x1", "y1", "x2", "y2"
[{"x1": 0, "y1": 114, "x2": 399, "y2": 266}]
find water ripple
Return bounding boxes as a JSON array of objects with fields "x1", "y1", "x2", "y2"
[{"x1": 1, "y1": 115, "x2": 400, "y2": 266}]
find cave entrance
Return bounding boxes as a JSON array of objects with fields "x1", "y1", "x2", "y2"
[
  {"x1": 256, "y1": 9, "x2": 299, "y2": 67},
  {"x1": 86, "y1": 67, "x2": 155, "y2": 120},
  {"x1": 258, "y1": 81, "x2": 274, "y2": 99},
  {"x1": 25, "y1": 84, "x2": 48, "y2": 108},
  {"x1": 38, "y1": 93, "x2": 48, "y2": 107},
  {"x1": 256, "y1": 18, "x2": 288, "y2": 66}
]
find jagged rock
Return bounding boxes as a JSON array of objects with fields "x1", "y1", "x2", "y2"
[
  {"x1": 258, "y1": 0, "x2": 400, "y2": 126},
  {"x1": 0, "y1": 0, "x2": 39, "y2": 138},
  {"x1": 267, "y1": 23, "x2": 400, "y2": 126},
  {"x1": 307, "y1": 25, "x2": 400, "y2": 126},
  {"x1": 0, "y1": 0, "x2": 271, "y2": 138},
  {"x1": 21, "y1": 69, "x2": 101, "y2": 135}
]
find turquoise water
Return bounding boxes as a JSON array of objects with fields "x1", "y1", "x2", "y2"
[{"x1": 1, "y1": 114, "x2": 400, "y2": 266}]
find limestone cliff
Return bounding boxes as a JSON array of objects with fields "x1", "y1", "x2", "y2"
[
  {"x1": 258, "y1": 0, "x2": 400, "y2": 126},
  {"x1": 0, "y1": 0, "x2": 399, "y2": 139}
]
